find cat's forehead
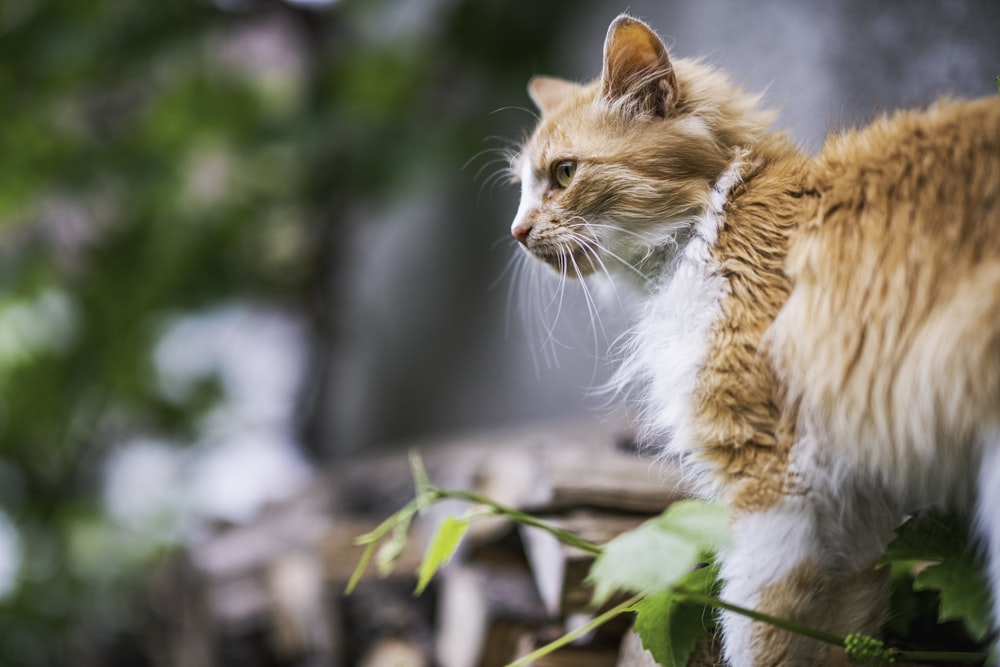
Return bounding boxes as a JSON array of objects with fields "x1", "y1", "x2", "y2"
[
  {"x1": 526, "y1": 121, "x2": 571, "y2": 159},
  {"x1": 523, "y1": 107, "x2": 608, "y2": 166}
]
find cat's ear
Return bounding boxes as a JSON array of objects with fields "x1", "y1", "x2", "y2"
[
  {"x1": 601, "y1": 14, "x2": 678, "y2": 118},
  {"x1": 528, "y1": 76, "x2": 580, "y2": 115}
]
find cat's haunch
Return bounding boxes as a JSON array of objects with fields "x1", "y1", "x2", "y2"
[{"x1": 511, "y1": 13, "x2": 1000, "y2": 667}]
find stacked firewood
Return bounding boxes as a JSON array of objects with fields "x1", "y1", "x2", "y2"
[{"x1": 149, "y1": 420, "x2": 693, "y2": 667}]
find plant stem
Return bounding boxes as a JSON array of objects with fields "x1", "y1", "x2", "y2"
[
  {"x1": 350, "y1": 479, "x2": 988, "y2": 666},
  {"x1": 432, "y1": 487, "x2": 604, "y2": 556},
  {"x1": 505, "y1": 594, "x2": 644, "y2": 667},
  {"x1": 676, "y1": 588, "x2": 845, "y2": 648},
  {"x1": 893, "y1": 649, "x2": 986, "y2": 664},
  {"x1": 679, "y1": 588, "x2": 987, "y2": 664}
]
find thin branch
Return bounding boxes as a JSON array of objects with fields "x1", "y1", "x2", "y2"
[
  {"x1": 505, "y1": 594, "x2": 644, "y2": 667},
  {"x1": 431, "y1": 487, "x2": 604, "y2": 556}
]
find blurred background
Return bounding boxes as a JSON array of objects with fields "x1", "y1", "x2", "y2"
[{"x1": 0, "y1": 0, "x2": 998, "y2": 665}]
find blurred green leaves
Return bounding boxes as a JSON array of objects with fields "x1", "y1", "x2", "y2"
[
  {"x1": 0, "y1": 0, "x2": 584, "y2": 663},
  {"x1": 0, "y1": 1, "x2": 315, "y2": 664}
]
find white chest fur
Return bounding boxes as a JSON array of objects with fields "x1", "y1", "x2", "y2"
[{"x1": 613, "y1": 161, "x2": 743, "y2": 460}]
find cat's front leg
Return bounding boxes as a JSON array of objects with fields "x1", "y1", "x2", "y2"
[{"x1": 716, "y1": 491, "x2": 894, "y2": 667}]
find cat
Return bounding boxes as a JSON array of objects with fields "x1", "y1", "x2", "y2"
[{"x1": 509, "y1": 13, "x2": 1000, "y2": 667}]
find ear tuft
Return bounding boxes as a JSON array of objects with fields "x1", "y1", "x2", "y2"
[
  {"x1": 528, "y1": 76, "x2": 580, "y2": 115},
  {"x1": 601, "y1": 14, "x2": 678, "y2": 118}
]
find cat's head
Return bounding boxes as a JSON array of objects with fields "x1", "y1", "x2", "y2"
[{"x1": 510, "y1": 14, "x2": 770, "y2": 282}]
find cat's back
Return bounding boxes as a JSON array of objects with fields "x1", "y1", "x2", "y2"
[
  {"x1": 788, "y1": 96, "x2": 1000, "y2": 317},
  {"x1": 804, "y1": 96, "x2": 1000, "y2": 265},
  {"x1": 770, "y1": 95, "x2": 1000, "y2": 494}
]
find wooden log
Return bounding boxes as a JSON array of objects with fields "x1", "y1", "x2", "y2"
[
  {"x1": 153, "y1": 418, "x2": 700, "y2": 667},
  {"x1": 358, "y1": 638, "x2": 427, "y2": 667},
  {"x1": 519, "y1": 512, "x2": 647, "y2": 615}
]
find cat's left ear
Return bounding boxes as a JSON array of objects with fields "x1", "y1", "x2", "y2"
[
  {"x1": 528, "y1": 76, "x2": 580, "y2": 115},
  {"x1": 601, "y1": 14, "x2": 678, "y2": 118}
]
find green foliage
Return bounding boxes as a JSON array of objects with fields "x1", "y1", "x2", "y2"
[
  {"x1": 416, "y1": 516, "x2": 470, "y2": 595},
  {"x1": 633, "y1": 565, "x2": 719, "y2": 667},
  {"x1": 880, "y1": 510, "x2": 993, "y2": 641},
  {"x1": 588, "y1": 499, "x2": 730, "y2": 604},
  {"x1": 0, "y1": 1, "x2": 313, "y2": 662},
  {"x1": 351, "y1": 460, "x2": 991, "y2": 667},
  {"x1": 2, "y1": 0, "x2": 586, "y2": 660},
  {"x1": 347, "y1": 458, "x2": 729, "y2": 667},
  {"x1": 347, "y1": 500, "x2": 417, "y2": 594}
]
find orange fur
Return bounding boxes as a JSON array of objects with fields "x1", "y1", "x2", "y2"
[{"x1": 510, "y1": 13, "x2": 1000, "y2": 667}]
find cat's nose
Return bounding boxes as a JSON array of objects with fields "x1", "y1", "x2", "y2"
[{"x1": 512, "y1": 220, "x2": 532, "y2": 245}]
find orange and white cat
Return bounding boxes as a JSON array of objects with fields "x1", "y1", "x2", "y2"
[{"x1": 510, "y1": 13, "x2": 1000, "y2": 666}]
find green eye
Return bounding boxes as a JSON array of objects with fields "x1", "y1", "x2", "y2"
[{"x1": 552, "y1": 160, "x2": 577, "y2": 188}]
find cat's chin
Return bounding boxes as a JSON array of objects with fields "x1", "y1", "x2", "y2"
[{"x1": 531, "y1": 246, "x2": 597, "y2": 278}]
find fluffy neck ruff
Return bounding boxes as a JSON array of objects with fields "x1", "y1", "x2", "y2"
[{"x1": 611, "y1": 155, "x2": 749, "y2": 458}]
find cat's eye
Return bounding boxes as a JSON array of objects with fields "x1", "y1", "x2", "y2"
[{"x1": 552, "y1": 160, "x2": 577, "y2": 189}]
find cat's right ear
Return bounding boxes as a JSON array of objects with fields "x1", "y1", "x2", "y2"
[
  {"x1": 528, "y1": 76, "x2": 579, "y2": 115},
  {"x1": 601, "y1": 14, "x2": 678, "y2": 118}
]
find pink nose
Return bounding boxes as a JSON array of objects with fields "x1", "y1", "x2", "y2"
[{"x1": 512, "y1": 221, "x2": 532, "y2": 245}]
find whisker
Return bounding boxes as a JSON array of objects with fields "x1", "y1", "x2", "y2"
[
  {"x1": 472, "y1": 156, "x2": 512, "y2": 182},
  {"x1": 570, "y1": 251, "x2": 602, "y2": 339},
  {"x1": 462, "y1": 147, "x2": 498, "y2": 172},
  {"x1": 480, "y1": 165, "x2": 518, "y2": 198},
  {"x1": 564, "y1": 217, "x2": 651, "y2": 280},
  {"x1": 538, "y1": 251, "x2": 570, "y2": 364},
  {"x1": 578, "y1": 221, "x2": 649, "y2": 240},
  {"x1": 517, "y1": 251, "x2": 551, "y2": 375},
  {"x1": 564, "y1": 235, "x2": 610, "y2": 343},
  {"x1": 490, "y1": 241, "x2": 525, "y2": 290},
  {"x1": 462, "y1": 141, "x2": 516, "y2": 173},
  {"x1": 491, "y1": 233, "x2": 515, "y2": 252},
  {"x1": 490, "y1": 105, "x2": 539, "y2": 122}
]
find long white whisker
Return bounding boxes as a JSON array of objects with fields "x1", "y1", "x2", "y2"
[
  {"x1": 480, "y1": 167, "x2": 516, "y2": 199},
  {"x1": 579, "y1": 221, "x2": 649, "y2": 240},
  {"x1": 539, "y1": 250, "x2": 572, "y2": 368},
  {"x1": 573, "y1": 231, "x2": 649, "y2": 283},
  {"x1": 463, "y1": 147, "x2": 501, "y2": 172},
  {"x1": 490, "y1": 105, "x2": 539, "y2": 122},
  {"x1": 473, "y1": 156, "x2": 513, "y2": 183},
  {"x1": 491, "y1": 241, "x2": 525, "y2": 289},
  {"x1": 565, "y1": 245, "x2": 614, "y2": 391},
  {"x1": 522, "y1": 252, "x2": 546, "y2": 376},
  {"x1": 563, "y1": 235, "x2": 609, "y2": 344},
  {"x1": 505, "y1": 250, "x2": 529, "y2": 341}
]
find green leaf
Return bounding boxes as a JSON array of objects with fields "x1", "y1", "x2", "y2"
[
  {"x1": 415, "y1": 516, "x2": 469, "y2": 595},
  {"x1": 914, "y1": 554, "x2": 992, "y2": 642},
  {"x1": 879, "y1": 510, "x2": 965, "y2": 564},
  {"x1": 347, "y1": 500, "x2": 420, "y2": 593},
  {"x1": 881, "y1": 510, "x2": 992, "y2": 641},
  {"x1": 588, "y1": 500, "x2": 729, "y2": 605},
  {"x1": 634, "y1": 565, "x2": 719, "y2": 667},
  {"x1": 345, "y1": 540, "x2": 377, "y2": 594},
  {"x1": 651, "y1": 500, "x2": 730, "y2": 547},
  {"x1": 884, "y1": 562, "x2": 922, "y2": 637},
  {"x1": 409, "y1": 449, "x2": 433, "y2": 511},
  {"x1": 375, "y1": 507, "x2": 420, "y2": 578},
  {"x1": 376, "y1": 523, "x2": 409, "y2": 578}
]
